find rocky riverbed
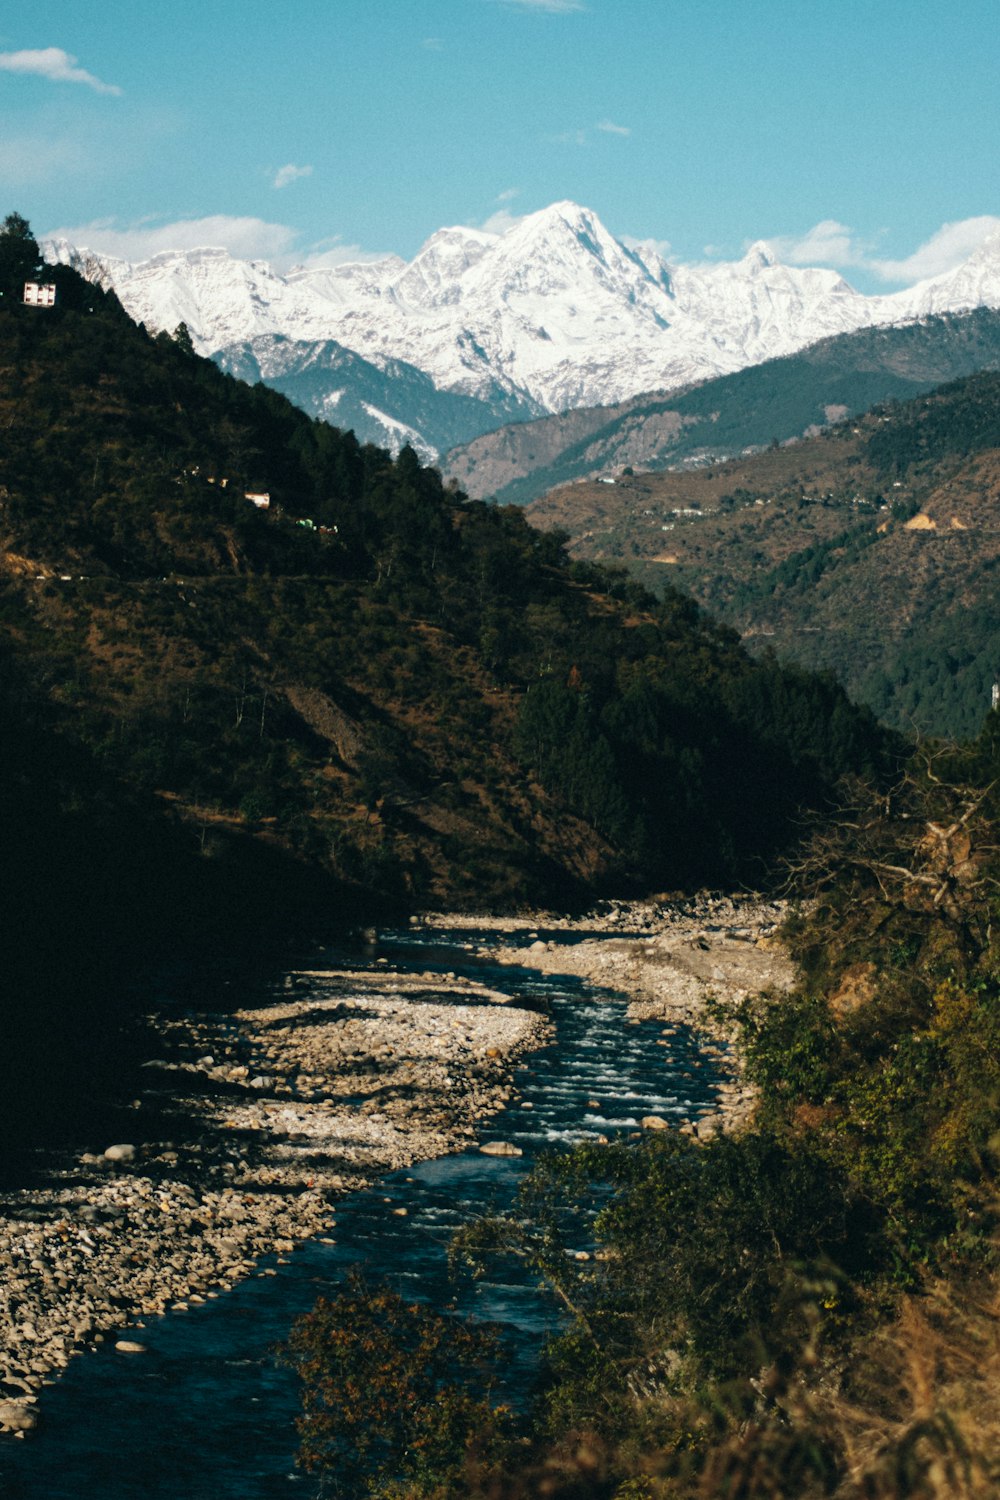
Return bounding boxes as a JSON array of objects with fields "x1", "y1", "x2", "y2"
[
  {"x1": 429, "y1": 894, "x2": 796, "y2": 1137},
  {"x1": 0, "y1": 897, "x2": 796, "y2": 1441},
  {"x1": 0, "y1": 965, "x2": 549, "y2": 1436}
]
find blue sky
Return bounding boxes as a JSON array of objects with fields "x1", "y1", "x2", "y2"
[{"x1": 1, "y1": 0, "x2": 998, "y2": 289}]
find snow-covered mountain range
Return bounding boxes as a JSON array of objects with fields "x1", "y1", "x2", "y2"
[{"x1": 44, "y1": 202, "x2": 1000, "y2": 458}]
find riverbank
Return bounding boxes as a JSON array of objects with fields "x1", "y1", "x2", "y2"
[
  {"x1": 0, "y1": 897, "x2": 795, "y2": 1439},
  {"x1": 431, "y1": 894, "x2": 796, "y2": 1137},
  {"x1": 0, "y1": 964, "x2": 549, "y2": 1435}
]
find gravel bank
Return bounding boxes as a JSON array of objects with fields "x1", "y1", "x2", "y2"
[
  {"x1": 456, "y1": 894, "x2": 796, "y2": 1138},
  {"x1": 0, "y1": 965, "x2": 549, "y2": 1435}
]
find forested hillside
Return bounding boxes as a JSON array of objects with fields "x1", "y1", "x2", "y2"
[
  {"x1": 445, "y1": 308, "x2": 1000, "y2": 505},
  {"x1": 0, "y1": 213, "x2": 896, "y2": 1144},
  {"x1": 528, "y1": 370, "x2": 1000, "y2": 738}
]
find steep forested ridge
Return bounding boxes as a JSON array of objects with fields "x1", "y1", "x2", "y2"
[{"x1": 0, "y1": 215, "x2": 894, "y2": 1145}]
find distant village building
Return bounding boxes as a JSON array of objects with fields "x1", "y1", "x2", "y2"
[
  {"x1": 23, "y1": 282, "x2": 56, "y2": 307},
  {"x1": 245, "y1": 492, "x2": 271, "y2": 509}
]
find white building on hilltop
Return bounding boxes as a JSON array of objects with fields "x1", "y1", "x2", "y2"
[{"x1": 23, "y1": 282, "x2": 56, "y2": 307}]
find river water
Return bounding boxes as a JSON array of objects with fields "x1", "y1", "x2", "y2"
[{"x1": 0, "y1": 925, "x2": 721, "y2": 1500}]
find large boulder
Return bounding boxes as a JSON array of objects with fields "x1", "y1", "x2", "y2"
[
  {"x1": 0, "y1": 1401, "x2": 38, "y2": 1432},
  {"x1": 103, "y1": 1143, "x2": 137, "y2": 1163}
]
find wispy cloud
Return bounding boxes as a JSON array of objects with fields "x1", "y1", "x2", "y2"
[
  {"x1": 622, "y1": 233, "x2": 672, "y2": 263},
  {"x1": 422, "y1": 36, "x2": 444, "y2": 50},
  {"x1": 495, "y1": 0, "x2": 586, "y2": 11},
  {"x1": 45, "y1": 214, "x2": 396, "y2": 272},
  {"x1": 0, "y1": 46, "x2": 121, "y2": 95},
  {"x1": 0, "y1": 133, "x2": 88, "y2": 184},
  {"x1": 43, "y1": 215, "x2": 301, "y2": 264},
  {"x1": 273, "y1": 162, "x2": 312, "y2": 190},
  {"x1": 293, "y1": 238, "x2": 396, "y2": 271},
  {"x1": 764, "y1": 215, "x2": 1000, "y2": 284},
  {"x1": 766, "y1": 219, "x2": 876, "y2": 269},
  {"x1": 549, "y1": 118, "x2": 629, "y2": 147},
  {"x1": 471, "y1": 192, "x2": 532, "y2": 236},
  {"x1": 869, "y1": 216, "x2": 1000, "y2": 282},
  {"x1": 480, "y1": 207, "x2": 524, "y2": 235}
]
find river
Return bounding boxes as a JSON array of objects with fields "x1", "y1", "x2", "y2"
[{"x1": 0, "y1": 923, "x2": 722, "y2": 1499}]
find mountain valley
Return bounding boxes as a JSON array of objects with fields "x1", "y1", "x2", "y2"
[{"x1": 9, "y1": 195, "x2": 1000, "y2": 1500}]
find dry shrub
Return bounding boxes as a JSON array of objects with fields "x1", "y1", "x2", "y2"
[
  {"x1": 700, "y1": 1274, "x2": 1000, "y2": 1500},
  {"x1": 831, "y1": 1278, "x2": 1000, "y2": 1499}
]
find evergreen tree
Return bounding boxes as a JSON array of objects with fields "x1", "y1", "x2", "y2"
[{"x1": 0, "y1": 211, "x2": 42, "y2": 303}]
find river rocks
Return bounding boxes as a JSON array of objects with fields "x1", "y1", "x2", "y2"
[
  {"x1": 479, "y1": 1141, "x2": 523, "y2": 1157},
  {"x1": 640, "y1": 1115, "x2": 670, "y2": 1131},
  {"x1": 0, "y1": 1400, "x2": 38, "y2": 1433},
  {"x1": 478, "y1": 895, "x2": 795, "y2": 1141},
  {"x1": 0, "y1": 962, "x2": 550, "y2": 1426},
  {"x1": 114, "y1": 1340, "x2": 147, "y2": 1354}
]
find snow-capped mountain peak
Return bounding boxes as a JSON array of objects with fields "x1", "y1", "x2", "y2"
[
  {"x1": 43, "y1": 202, "x2": 1000, "y2": 426},
  {"x1": 741, "y1": 239, "x2": 778, "y2": 271}
]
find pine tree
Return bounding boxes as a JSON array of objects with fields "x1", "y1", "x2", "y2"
[{"x1": 0, "y1": 212, "x2": 42, "y2": 303}]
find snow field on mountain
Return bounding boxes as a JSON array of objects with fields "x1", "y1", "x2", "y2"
[{"x1": 45, "y1": 202, "x2": 1000, "y2": 421}]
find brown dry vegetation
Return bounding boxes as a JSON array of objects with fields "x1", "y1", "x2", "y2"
[{"x1": 526, "y1": 375, "x2": 1000, "y2": 737}]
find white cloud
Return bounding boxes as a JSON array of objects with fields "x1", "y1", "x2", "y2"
[
  {"x1": 766, "y1": 219, "x2": 875, "y2": 268},
  {"x1": 763, "y1": 214, "x2": 1000, "y2": 285},
  {"x1": 273, "y1": 162, "x2": 312, "y2": 190},
  {"x1": 43, "y1": 214, "x2": 302, "y2": 264},
  {"x1": 597, "y1": 118, "x2": 630, "y2": 137},
  {"x1": 0, "y1": 46, "x2": 121, "y2": 95},
  {"x1": 622, "y1": 233, "x2": 672, "y2": 262},
  {"x1": 496, "y1": 186, "x2": 520, "y2": 203},
  {"x1": 422, "y1": 36, "x2": 444, "y2": 50},
  {"x1": 868, "y1": 216, "x2": 1000, "y2": 282},
  {"x1": 45, "y1": 215, "x2": 396, "y2": 272},
  {"x1": 480, "y1": 207, "x2": 524, "y2": 235},
  {"x1": 292, "y1": 240, "x2": 396, "y2": 270}
]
